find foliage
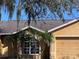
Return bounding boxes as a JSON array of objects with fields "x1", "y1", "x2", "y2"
[
  {"x1": 0, "y1": 0, "x2": 79, "y2": 31},
  {"x1": 19, "y1": 29, "x2": 53, "y2": 46},
  {"x1": 43, "y1": 31, "x2": 52, "y2": 42},
  {"x1": 2, "y1": 29, "x2": 52, "y2": 58},
  {"x1": 0, "y1": 0, "x2": 78, "y2": 57},
  {"x1": 0, "y1": 0, "x2": 15, "y2": 19},
  {"x1": 4, "y1": 35, "x2": 17, "y2": 43},
  {"x1": 0, "y1": 0, "x2": 79, "y2": 21},
  {"x1": 42, "y1": 31, "x2": 53, "y2": 46}
]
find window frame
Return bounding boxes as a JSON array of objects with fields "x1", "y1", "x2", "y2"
[{"x1": 22, "y1": 37, "x2": 41, "y2": 55}]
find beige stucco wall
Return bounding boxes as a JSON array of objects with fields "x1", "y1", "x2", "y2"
[
  {"x1": 56, "y1": 37, "x2": 79, "y2": 59},
  {"x1": 50, "y1": 37, "x2": 56, "y2": 59},
  {"x1": 53, "y1": 21, "x2": 79, "y2": 36},
  {"x1": 50, "y1": 21, "x2": 79, "y2": 59}
]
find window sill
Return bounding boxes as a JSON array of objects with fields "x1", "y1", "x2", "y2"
[{"x1": 21, "y1": 54, "x2": 40, "y2": 56}]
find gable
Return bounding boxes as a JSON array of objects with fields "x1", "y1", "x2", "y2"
[
  {"x1": 0, "y1": 20, "x2": 67, "y2": 34},
  {"x1": 53, "y1": 21, "x2": 79, "y2": 37}
]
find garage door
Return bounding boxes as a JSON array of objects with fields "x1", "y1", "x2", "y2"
[{"x1": 56, "y1": 37, "x2": 79, "y2": 59}]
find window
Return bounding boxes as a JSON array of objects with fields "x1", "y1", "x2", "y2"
[{"x1": 21, "y1": 36, "x2": 40, "y2": 55}]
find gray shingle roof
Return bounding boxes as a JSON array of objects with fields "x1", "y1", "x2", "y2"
[{"x1": 0, "y1": 20, "x2": 69, "y2": 34}]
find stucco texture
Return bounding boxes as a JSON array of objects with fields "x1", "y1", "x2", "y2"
[
  {"x1": 50, "y1": 21, "x2": 79, "y2": 59},
  {"x1": 56, "y1": 37, "x2": 79, "y2": 59},
  {"x1": 53, "y1": 21, "x2": 79, "y2": 37}
]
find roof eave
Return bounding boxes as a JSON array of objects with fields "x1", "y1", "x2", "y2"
[
  {"x1": 48, "y1": 19, "x2": 78, "y2": 33},
  {"x1": 0, "y1": 26, "x2": 45, "y2": 35}
]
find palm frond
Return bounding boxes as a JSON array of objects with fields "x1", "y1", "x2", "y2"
[
  {"x1": 0, "y1": 0, "x2": 79, "y2": 24},
  {"x1": 5, "y1": 0, "x2": 15, "y2": 19}
]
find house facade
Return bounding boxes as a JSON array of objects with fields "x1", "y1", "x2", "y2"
[
  {"x1": 0, "y1": 19, "x2": 79, "y2": 59},
  {"x1": 49, "y1": 19, "x2": 79, "y2": 59}
]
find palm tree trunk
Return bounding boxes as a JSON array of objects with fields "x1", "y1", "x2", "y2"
[
  {"x1": 8, "y1": 43, "x2": 14, "y2": 57},
  {"x1": 43, "y1": 43, "x2": 50, "y2": 59},
  {"x1": 16, "y1": 0, "x2": 21, "y2": 58},
  {"x1": 13, "y1": 40, "x2": 17, "y2": 58},
  {"x1": 16, "y1": 0, "x2": 21, "y2": 31}
]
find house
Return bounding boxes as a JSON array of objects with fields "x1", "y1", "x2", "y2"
[
  {"x1": 0, "y1": 19, "x2": 78, "y2": 59},
  {"x1": 48, "y1": 19, "x2": 79, "y2": 59}
]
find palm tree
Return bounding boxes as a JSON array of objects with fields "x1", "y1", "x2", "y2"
[
  {"x1": 0, "y1": 0, "x2": 15, "y2": 19},
  {"x1": 0, "y1": 0, "x2": 79, "y2": 23},
  {"x1": 0, "y1": 0, "x2": 79, "y2": 58}
]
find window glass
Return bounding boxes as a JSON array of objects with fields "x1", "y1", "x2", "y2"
[{"x1": 22, "y1": 36, "x2": 40, "y2": 54}]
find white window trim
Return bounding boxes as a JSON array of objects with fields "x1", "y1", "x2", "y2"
[{"x1": 23, "y1": 39, "x2": 41, "y2": 55}]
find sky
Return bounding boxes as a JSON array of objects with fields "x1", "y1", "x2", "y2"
[{"x1": 1, "y1": 0, "x2": 79, "y2": 21}]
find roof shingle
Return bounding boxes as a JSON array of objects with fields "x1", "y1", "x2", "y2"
[{"x1": 0, "y1": 20, "x2": 69, "y2": 34}]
